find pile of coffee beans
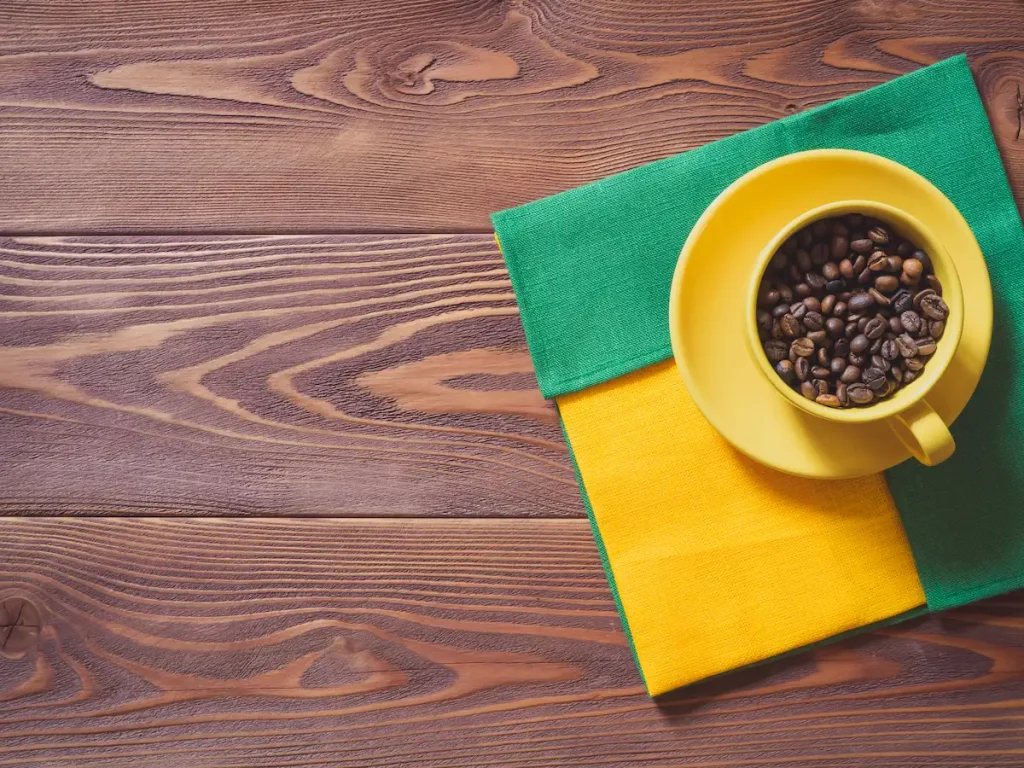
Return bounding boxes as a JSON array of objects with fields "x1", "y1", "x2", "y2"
[{"x1": 757, "y1": 214, "x2": 949, "y2": 408}]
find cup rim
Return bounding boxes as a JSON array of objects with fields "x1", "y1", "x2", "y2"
[{"x1": 748, "y1": 200, "x2": 964, "y2": 423}]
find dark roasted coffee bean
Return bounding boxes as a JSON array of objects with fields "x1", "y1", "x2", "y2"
[
  {"x1": 911, "y1": 249, "x2": 931, "y2": 271},
  {"x1": 833, "y1": 338, "x2": 850, "y2": 357},
  {"x1": 896, "y1": 333, "x2": 918, "y2": 358},
  {"x1": 900, "y1": 310, "x2": 922, "y2": 334},
  {"x1": 848, "y1": 383, "x2": 874, "y2": 404},
  {"x1": 833, "y1": 220, "x2": 849, "y2": 237},
  {"x1": 813, "y1": 220, "x2": 830, "y2": 239},
  {"x1": 814, "y1": 380, "x2": 830, "y2": 397},
  {"x1": 852, "y1": 254, "x2": 867, "y2": 273},
  {"x1": 902, "y1": 257, "x2": 923, "y2": 281},
  {"x1": 903, "y1": 370, "x2": 918, "y2": 385},
  {"x1": 881, "y1": 339, "x2": 899, "y2": 361},
  {"x1": 817, "y1": 347, "x2": 829, "y2": 366},
  {"x1": 795, "y1": 356, "x2": 810, "y2": 381},
  {"x1": 868, "y1": 287, "x2": 890, "y2": 306},
  {"x1": 874, "y1": 275, "x2": 899, "y2": 293},
  {"x1": 856, "y1": 316, "x2": 870, "y2": 333},
  {"x1": 791, "y1": 337, "x2": 815, "y2": 358},
  {"x1": 757, "y1": 310, "x2": 772, "y2": 335},
  {"x1": 871, "y1": 354, "x2": 890, "y2": 373},
  {"x1": 889, "y1": 316, "x2": 904, "y2": 334},
  {"x1": 808, "y1": 330, "x2": 828, "y2": 347},
  {"x1": 906, "y1": 356, "x2": 925, "y2": 372},
  {"x1": 847, "y1": 292, "x2": 875, "y2": 313},
  {"x1": 916, "y1": 339, "x2": 937, "y2": 356},
  {"x1": 758, "y1": 286, "x2": 779, "y2": 307},
  {"x1": 770, "y1": 250, "x2": 789, "y2": 270},
  {"x1": 803, "y1": 296, "x2": 821, "y2": 313},
  {"x1": 919, "y1": 293, "x2": 949, "y2": 320},
  {"x1": 800, "y1": 380, "x2": 817, "y2": 400},
  {"x1": 788, "y1": 264, "x2": 802, "y2": 282},
  {"x1": 825, "y1": 317, "x2": 844, "y2": 338},
  {"x1": 778, "y1": 284, "x2": 793, "y2": 303},
  {"x1": 822, "y1": 261, "x2": 840, "y2": 281},
  {"x1": 791, "y1": 302, "x2": 808, "y2": 319},
  {"x1": 867, "y1": 226, "x2": 889, "y2": 244},
  {"x1": 858, "y1": 267, "x2": 873, "y2": 285},
  {"x1": 913, "y1": 288, "x2": 936, "y2": 309},
  {"x1": 833, "y1": 301, "x2": 847, "y2": 318},
  {"x1": 896, "y1": 241, "x2": 912, "y2": 257},
  {"x1": 816, "y1": 394, "x2": 841, "y2": 408},
  {"x1": 780, "y1": 314, "x2": 801, "y2": 337},
  {"x1": 891, "y1": 289, "x2": 914, "y2": 314},
  {"x1": 850, "y1": 238, "x2": 874, "y2": 254},
  {"x1": 836, "y1": 382, "x2": 849, "y2": 407},
  {"x1": 839, "y1": 258, "x2": 855, "y2": 279},
  {"x1": 796, "y1": 249, "x2": 812, "y2": 272},
  {"x1": 799, "y1": 228, "x2": 813, "y2": 248},
  {"x1": 849, "y1": 352, "x2": 867, "y2": 367},
  {"x1": 775, "y1": 359, "x2": 796, "y2": 385},
  {"x1": 868, "y1": 251, "x2": 888, "y2": 272},
  {"x1": 795, "y1": 282, "x2": 811, "y2": 298},
  {"x1": 806, "y1": 273, "x2": 826, "y2": 292},
  {"x1": 929, "y1": 320, "x2": 944, "y2": 339},
  {"x1": 926, "y1": 274, "x2": 942, "y2": 294},
  {"x1": 846, "y1": 213, "x2": 865, "y2": 228},
  {"x1": 869, "y1": 337, "x2": 883, "y2": 355},
  {"x1": 811, "y1": 243, "x2": 829, "y2": 265},
  {"x1": 830, "y1": 357, "x2": 847, "y2": 377},
  {"x1": 771, "y1": 320, "x2": 783, "y2": 339},
  {"x1": 891, "y1": 366, "x2": 903, "y2": 383},
  {"x1": 821, "y1": 294, "x2": 836, "y2": 315},
  {"x1": 887, "y1": 255, "x2": 903, "y2": 273},
  {"x1": 862, "y1": 367, "x2": 887, "y2": 392},
  {"x1": 764, "y1": 339, "x2": 788, "y2": 364},
  {"x1": 825, "y1": 279, "x2": 843, "y2": 294},
  {"x1": 811, "y1": 366, "x2": 830, "y2": 380},
  {"x1": 840, "y1": 365, "x2": 862, "y2": 385},
  {"x1": 773, "y1": 303, "x2": 790, "y2": 319}
]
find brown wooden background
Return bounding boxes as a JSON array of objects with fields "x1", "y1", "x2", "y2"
[{"x1": 2, "y1": 1, "x2": 1024, "y2": 765}]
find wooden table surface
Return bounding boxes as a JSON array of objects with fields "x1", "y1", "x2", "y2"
[{"x1": 2, "y1": 2, "x2": 1024, "y2": 765}]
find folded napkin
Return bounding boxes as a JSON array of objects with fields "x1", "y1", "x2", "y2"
[{"x1": 493, "y1": 55, "x2": 1024, "y2": 696}]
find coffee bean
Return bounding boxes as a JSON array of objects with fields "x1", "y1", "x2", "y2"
[
  {"x1": 846, "y1": 213, "x2": 865, "y2": 228},
  {"x1": 825, "y1": 279, "x2": 843, "y2": 294},
  {"x1": 833, "y1": 301, "x2": 847, "y2": 318},
  {"x1": 850, "y1": 334, "x2": 870, "y2": 355},
  {"x1": 770, "y1": 250, "x2": 789, "y2": 270},
  {"x1": 897, "y1": 241, "x2": 913, "y2": 257},
  {"x1": 822, "y1": 262, "x2": 840, "y2": 281},
  {"x1": 871, "y1": 354, "x2": 890, "y2": 373},
  {"x1": 796, "y1": 250, "x2": 812, "y2": 272},
  {"x1": 818, "y1": 347, "x2": 829, "y2": 366},
  {"x1": 850, "y1": 238, "x2": 874, "y2": 254},
  {"x1": 852, "y1": 255, "x2": 867, "y2": 273},
  {"x1": 870, "y1": 337, "x2": 883, "y2": 355},
  {"x1": 900, "y1": 271, "x2": 919, "y2": 287},
  {"x1": 916, "y1": 339, "x2": 937, "y2": 356},
  {"x1": 919, "y1": 293, "x2": 949, "y2": 321},
  {"x1": 887, "y1": 255, "x2": 903, "y2": 273},
  {"x1": 764, "y1": 340, "x2": 788, "y2": 364},
  {"x1": 814, "y1": 380, "x2": 830, "y2": 397},
  {"x1": 848, "y1": 383, "x2": 874, "y2": 404},
  {"x1": 900, "y1": 310, "x2": 922, "y2": 334},
  {"x1": 812, "y1": 366, "x2": 830, "y2": 380},
  {"x1": 816, "y1": 394, "x2": 841, "y2": 408},
  {"x1": 825, "y1": 317, "x2": 845, "y2": 338},
  {"x1": 791, "y1": 302, "x2": 808, "y2": 319},
  {"x1": 926, "y1": 274, "x2": 942, "y2": 294},
  {"x1": 821, "y1": 294, "x2": 836, "y2": 315},
  {"x1": 808, "y1": 330, "x2": 829, "y2": 346},
  {"x1": 779, "y1": 314, "x2": 801, "y2": 337},
  {"x1": 813, "y1": 220, "x2": 830, "y2": 239},
  {"x1": 862, "y1": 367, "x2": 887, "y2": 392},
  {"x1": 778, "y1": 284, "x2": 793, "y2": 303},
  {"x1": 775, "y1": 359, "x2": 796, "y2": 385},
  {"x1": 867, "y1": 226, "x2": 890, "y2": 244},
  {"x1": 868, "y1": 288, "x2": 890, "y2": 306},
  {"x1": 795, "y1": 356, "x2": 810, "y2": 381},
  {"x1": 773, "y1": 303, "x2": 790, "y2": 319},
  {"x1": 903, "y1": 370, "x2": 918, "y2": 385},
  {"x1": 802, "y1": 296, "x2": 821, "y2": 313},
  {"x1": 889, "y1": 316, "x2": 904, "y2": 334},
  {"x1": 902, "y1": 257, "x2": 923, "y2": 282},
  {"x1": 795, "y1": 282, "x2": 811, "y2": 298},
  {"x1": 836, "y1": 382, "x2": 849, "y2": 407},
  {"x1": 896, "y1": 333, "x2": 918, "y2": 358},
  {"x1": 833, "y1": 338, "x2": 850, "y2": 357},
  {"x1": 864, "y1": 317, "x2": 886, "y2": 339},
  {"x1": 849, "y1": 352, "x2": 867, "y2": 367},
  {"x1": 839, "y1": 258, "x2": 855, "y2": 279},
  {"x1": 891, "y1": 366, "x2": 903, "y2": 383},
  {"x1": 891, "y1": 289, "x2": 914, "y2": 314},
  {"x1": 800, "y1": 381, "x2": 817, "y2": 399},
  {"x1": 868, "y1": 251, "x2": 888, "y2": 272},
  {"x1": 929, "y1": 320, "x2": 944, "y2": 339},
  {"x1": 799, "y1": 228, "x2": 813, "y2": 248},
  {"x1": 858, "y1": 268, "x2": 873, "y2": 285},
  {"x1": 791, "y1": 337, "x2": 815, "y2": 358},
  {"x1": 874, "y1": 275, "x2": 899, "y2": 293},
  {"x1": 806, "y1": 273, "x2": 826, "y2": 292},
  {"x1": 757, "y1": 311, "x2": 773, "y2": 335},
  {"x1": 840, "y1": 365, "x2": 862, "y2": 384},
  {"x1": 811, "y1": 243, "x2": 829, "y2": 265},
  {"x1": 906, "y1": 357, "x2": 925, "y2": 372},
  {"x1": 830, "y1": 357, "x2": 847, "y2": 377},
  {"x1": 881, "y1": 339, "x2": 899, "y2": 361},
  {"x1": 847, "y1": 292, "x2": 875, "y2": 313},
  {"x1": 913, "y1": 288, "x2": 936, "y2": 309}
]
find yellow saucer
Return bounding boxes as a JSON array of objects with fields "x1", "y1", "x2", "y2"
[{"x1": 668, "y1": 150, "x2": 993, "y2": 479}]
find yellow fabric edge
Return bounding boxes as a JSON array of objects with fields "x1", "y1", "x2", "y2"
[{"x1": 556, "y1": 359, "x2": 926, "y2": 696}]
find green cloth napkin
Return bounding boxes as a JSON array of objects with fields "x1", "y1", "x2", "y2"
[{"x1": 493, "y1": 55, "x2": 1024, "y2": 611}]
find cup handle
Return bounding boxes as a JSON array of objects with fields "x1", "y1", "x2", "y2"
[{"x1": 888, "y1": 400, "x2": 955, "y2": 466}]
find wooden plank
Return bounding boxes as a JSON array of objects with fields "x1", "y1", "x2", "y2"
[
  {"x1": 1, "y1": 0, "x2": 1021, "y2": 232},
  {"x1": 0, "y1": 234, "x2": 578, "y2": 517},
  {"x1": 1, "y1": 517, "x2": 1023, "y2": 767}
]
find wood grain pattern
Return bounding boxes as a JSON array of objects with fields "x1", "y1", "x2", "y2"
[
  {"x1": 0, "y1": 234, "x2": 578, "y2": 517},
  {"x1": 1, "y1": 518, "x2": 1024, "y2": 767},
  {"x1": 1, "y1": 0, "x2": 1022, "y2": 232}
]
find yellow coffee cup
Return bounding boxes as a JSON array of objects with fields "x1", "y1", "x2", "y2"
[{"x1": 748, "y1": 200, "x2": 963, "y2": 466}]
